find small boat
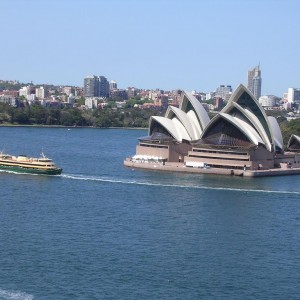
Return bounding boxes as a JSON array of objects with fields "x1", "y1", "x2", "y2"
[{"x1": 0, "y1": 151, "x2": 62, "y2": 175}]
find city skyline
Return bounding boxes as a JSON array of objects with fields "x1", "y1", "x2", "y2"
[{"x1": 1, "y1": 0, "x2": 300, "y2": 97}]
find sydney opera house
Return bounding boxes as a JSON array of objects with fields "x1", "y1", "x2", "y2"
[{"x1": 124, "y1": 84, "x2": 300, "y2": 176}]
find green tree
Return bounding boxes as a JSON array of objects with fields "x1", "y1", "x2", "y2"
[
  {"x1": 59, "y1": 109, "x2": 87, "y2": 126},
  {"x1": 280, "y1": 119, "x2": 300, "y2": 146},
  {"x1": 95, "y1": 114, "x2": 112, "y2": 127},
  {"x1": 47, "y1": 109, "x2": 61, "y2": 125},
  {"x1": 30, "y1": 105, "x2": 47, "y2": 124},
  {"x1": 13, "y1": 109, "x2": 30, "y2": 124},
  {"x1": 76, "y1": 97, "x2": 85, "y2": 106}
]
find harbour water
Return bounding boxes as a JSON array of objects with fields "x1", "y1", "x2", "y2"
[{"x1": 0, "y1": 127, "x2": 299, "y2": 299}]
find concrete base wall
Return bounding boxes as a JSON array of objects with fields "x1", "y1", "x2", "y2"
[
  {"x1": 185, "y1": 145, "x2": 275, "y2": 170},
  {"x1": 274, "y1": 152, "x2": 300, "y2": 168},
  {"x1": 128, "y1": 142, "x2": 300, "y2": 177},
  {"x1": 136, "y1": 144, "x2": 169, "y2": 159},
  {"x1": 136, "y1": 142, "x2": 192, "y2": 162},
  {"x1": 124, "y1": 159, "x2": 300, "y2": 177}
]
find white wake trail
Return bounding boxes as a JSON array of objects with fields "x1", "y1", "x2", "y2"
[
  {"x1": 61, "y1": 174, "x2": 300, "y2": 195},
  {"x1": 0, "y1": 289, "x2": 34, "y2": 300}
]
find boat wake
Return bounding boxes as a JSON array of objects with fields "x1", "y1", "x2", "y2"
[
  {"x1": 0, "y1": 288, "x2": 34, "y2": 300},
  {"x1": 0, "y1": 170, "x2": 59, "y2": 177},
  {"x1": 61, "y1": 174, "x2": 300, "y2": 195}
]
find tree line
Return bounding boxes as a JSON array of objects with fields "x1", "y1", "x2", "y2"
[
  {"x1": 0, "y1": 102, "x2": 300, "y2": 147},
  {"x1": 0, "y1": 103, "x2": 161, "y2": 128}
]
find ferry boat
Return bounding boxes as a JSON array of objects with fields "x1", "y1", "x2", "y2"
[{"x1": 0, "y1": 152, "x2": 62, "y2": 175}]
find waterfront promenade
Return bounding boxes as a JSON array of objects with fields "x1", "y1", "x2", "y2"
[{"x1": 124, "y1": 158, "x2": 300, "y2": 177}]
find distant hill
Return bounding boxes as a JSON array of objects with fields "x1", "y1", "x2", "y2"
[{"x1": 0, "y1": 81, "x2": 30, "y2": 91}]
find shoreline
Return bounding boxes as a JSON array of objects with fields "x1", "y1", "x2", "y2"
[{"x1": 0, "y1": 124, "x2": 147, "y2": 130}]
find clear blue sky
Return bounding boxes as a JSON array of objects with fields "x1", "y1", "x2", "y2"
[{"x1": 1, "y1": 0, "x2": 299, "y2": 96}]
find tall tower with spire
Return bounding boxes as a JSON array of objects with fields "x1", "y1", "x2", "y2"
[{"x1": 247, "y1": 64, "x2": 262, "y2": 99}]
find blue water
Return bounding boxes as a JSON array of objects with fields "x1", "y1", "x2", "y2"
[{"x1": 0, "y1": 127, "x2": 299, "y2": 299}]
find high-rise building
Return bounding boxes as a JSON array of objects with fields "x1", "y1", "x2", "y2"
[
  {"x1": 84, "y1": 75, "x2": 99, "y2": 97},
  {"x1": 84, "y1": 75, "x2": 109, "y2": 98},
  {"x1": 98, "y1": 76, "x2": 109, "y2": 98},
  {"x1": 287, "y1": 88, "x2": 300, "y2": 104},
  {"x1": 247, "y1": 65, "x2": 262, "y2": 99}
]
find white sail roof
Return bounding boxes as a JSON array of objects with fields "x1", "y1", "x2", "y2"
[
  {"x1": 203, "y1": 84, "x2": 279, "y2": 152},
  {"x1": 147, "y1": 84, "x2": 285, "y2": 153},
  {"x1": 219, "y1": 113, "x2": 264, "y2": 145},
  {"x1": 224, "y1": 84, "x2": 275, "y2": 150},
  {"x1": 166, "y1": 105, "x2": 200, "y2": 140},
  {"x1": 230, "y1": 102, "x2": 272, "y2": 151},
  {"x1": 268, "y1": 116, "x2": 283, "y2": 150},
  {"x1": 148, "y1": 91, "x2": 210, "y2": 142},
  {"x1": 149, "y1": 116, "x2": 191, "y2": 142},
  {"x1": 186, "y1": 110, "x2": 203, "y2": 139},
  {"x1": 287, "y1": 134, "x2": 300, "y2": 150},
  {"x1": 180, "y1": 91, "x2": 210, "y2": 131}
]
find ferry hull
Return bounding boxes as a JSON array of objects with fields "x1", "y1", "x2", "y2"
[{"x1": 0, "y1": 164, "x2": 62, "y2": 175}]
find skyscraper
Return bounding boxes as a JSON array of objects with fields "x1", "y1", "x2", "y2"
[
  {"x1": 84, "y1": 75, "x2": 109, "y2": 98},
  {"x1": 84, "y1": 75, "x2": 99, "y2": 97},
  {"x1": 98, "y1": 76, "x2": 109, "y2": 98},
  {"x1": 247, "y1": 65, "x2": 262, "y2": 99}
]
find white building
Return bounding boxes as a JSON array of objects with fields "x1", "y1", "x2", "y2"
[
  {"x1": 0, "y1": 95, "x2": 17, "y2": 106},
  {"x1": 283, "y1": 102, "x2": 293, "y2": 110},
  {"x1": 259, "y1": 95, "x2": 277, "y2": 108},
  {"x1": 62, "y1": 86, "x2": 72, "y2": 96},
  {"x1": 109, "y1": 80, "x2": 117, "y2": 90},
  {"x1": 287, "y1": 88, "x2": 300, "y2": 104},
  {"x1": 35, "y1": 86, "x2": 47, "y2": 99},
  {"x1": 282, "y1": 92, "x2": 288, "y2": 102},
  {"x1": 215, "y1": 85, "x2": 232, "y2": 101},
  {"x1": 205, "y1": 92, "x2": 215, "y2": 100},
  {"x1": 68, "y1": 93, "x2": 75, "y2": 104},
  {"x1": 19, "y1": 85, "x2": 35, "y2": 101},
  {"x1": 19, "y1": 86, "x2": 33, "y2": 97},
  {"x1": 85, "y1": 98, "x2": 98, "y2": 109}
]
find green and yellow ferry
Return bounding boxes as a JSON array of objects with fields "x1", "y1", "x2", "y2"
[{"x1": 0, "y1": 152, "x2": 62, "y2": 175}]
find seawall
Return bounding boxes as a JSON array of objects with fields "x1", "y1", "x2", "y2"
[{"x1": 124, "y1": 159, "x2": 300, "y2": 177}]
